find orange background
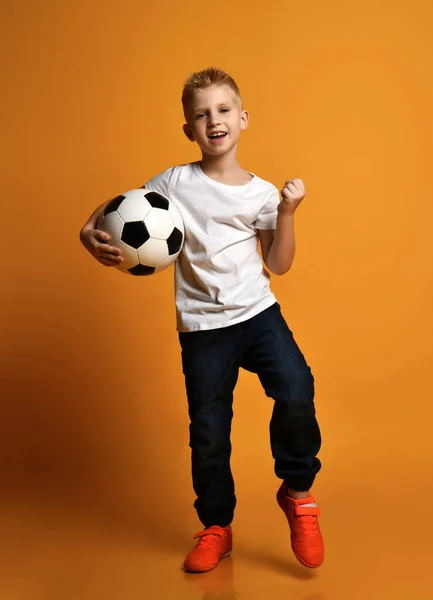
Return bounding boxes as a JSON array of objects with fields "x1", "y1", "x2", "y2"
[{"x1": 1, "y1": 1, "x2": 433, "y2": 598}]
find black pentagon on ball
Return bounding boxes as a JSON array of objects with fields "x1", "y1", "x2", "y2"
[
  {"x1": 129, "y1": 264, "x2": 155, "y2": 276},
  {"x1": 103, "y1": 195, "x2": 125, "y2": 216},
  {"x1": 144, "y1": 191, "x2": 169, "y2": 210},
  {"x1": 121, "y1": 221, "x2": 150, "y2": 248},
  {"x1": 167, "y1": 227, "x2": 183, "y2": 255}
]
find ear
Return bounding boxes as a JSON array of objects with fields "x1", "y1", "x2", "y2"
[
  {"x1": 183, "y1": 124, "x2": 195, "y2": 142},
  {"x1": 240, "y1": 109, "x2": 249, "y2": 131}
]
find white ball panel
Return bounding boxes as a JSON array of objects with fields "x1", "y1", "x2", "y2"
[
  {"x1": 168, "y1": 202, "x2": 185, "y2": 234},
  {"x1": 98, "y1": 211, "x2": 124, "y2": 243},
  {"x1": 111, "y1": 239, "x2": 139, "y2": 270},
  {"x1": 154, "y1": 255, "x2": 177, "y2": 273},
  {"x1": 117, "y1": 190, "x2": 152, "y2": 222},
  {"x1": 115, "y1": 263, "x2": 132, "y2": 275},
  {"x1": 144, "y1": 208, "x2": 175, "y2": 239},
  {"x1": 137, "y1": 238, "x2": 169, "y2": 266}
]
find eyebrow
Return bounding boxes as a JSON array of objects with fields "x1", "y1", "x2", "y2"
[{"x1": 193, "y1": 102, "x2": 232, "y2": 112}]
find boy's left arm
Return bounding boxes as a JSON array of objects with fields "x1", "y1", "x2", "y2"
[{"x1": 259, "y1": 178, "x2": 306, "y2": 276}]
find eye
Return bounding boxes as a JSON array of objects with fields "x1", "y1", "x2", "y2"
[
  {"x1": 196, "y1": 113, "x2": 206, "y2": 119},
  {"x1": 220, "y1": 108, "x2": 230, "y2": 113}
]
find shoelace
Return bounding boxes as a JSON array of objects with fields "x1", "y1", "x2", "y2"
[
  {"x1": 198, "y1": 535, "x2": 221, "y2": 549},
  {"x1": 296, "y1": 515, "x2": 319, "y2": 537},
  {"x1": 195, "y1": 531, "x2": 222, "y2": 550}
]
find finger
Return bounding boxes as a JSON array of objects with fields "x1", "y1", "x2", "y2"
[
  {"x1": 293, "y1": 179, "x2": 305, "y2": 192},
  {"x1": 98, "y1": 256, "x2": 114, "y2": 266},
  {"x1": 98, "y1": 245, "x2": 122, "y2": 257},
  {"x1": 99, "y1": 251, "x2": 123, "y2": 263},
  {"x1": 285, "y1": 179, "x2": 299, "y2": 187},
  {"x1": 286, "y1": 179, "x2": 303, "y2": 191},
  {"x1": 98, "y1": 243, "x2": 121, "y2": 255},
  {"x1": 99, "y1": 256, "x2": 122, "y2": 266},
  {"x1": 98, "y1": 258, "x2": 115, "y2": 266},
  {"x1": 95, "y1": 229, "x2": 111, "y2": 243}
]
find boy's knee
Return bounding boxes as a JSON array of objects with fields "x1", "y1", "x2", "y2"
[
  {"x1": 299, "y1": 367, "x2": 315, "y2": 397},
  {"x1": 272, "y1": 366, "x2": 315, "y2": 409},
  {"x1": 288, "y1": 366, "x2": 315, "y2": 401}
]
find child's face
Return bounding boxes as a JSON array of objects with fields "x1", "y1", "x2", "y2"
[{"x1": 183, "y1": 84, "x2": 249, "y2": 157}]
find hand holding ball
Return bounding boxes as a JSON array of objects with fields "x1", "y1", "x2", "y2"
[{"x1": 97, "y1": 189, "x2": 184, "y2": 276}]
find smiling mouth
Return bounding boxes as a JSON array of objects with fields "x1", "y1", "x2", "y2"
[{"x1": 208, "y1": 132, "x2": 227, "y2": 139}]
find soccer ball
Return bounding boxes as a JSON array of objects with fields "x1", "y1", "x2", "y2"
[{"x1": 97, "y1": 188, "x2": 184, "y2": 276}]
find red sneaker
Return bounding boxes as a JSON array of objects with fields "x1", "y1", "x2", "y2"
[
  {"x1": 277, "y1": 482, "x2": 324, "y2": 568},
  {"x1": 184, "y1": 525, "x2": 232, "y2": 573}
]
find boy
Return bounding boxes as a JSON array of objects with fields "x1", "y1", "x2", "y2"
[{"x1": 79, "y1": 67, "x2": 324, "y2": 573}]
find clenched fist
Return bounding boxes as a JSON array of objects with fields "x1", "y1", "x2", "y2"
[{"x1": 280, "y1": 178, "x2": 306, "y2": 214}]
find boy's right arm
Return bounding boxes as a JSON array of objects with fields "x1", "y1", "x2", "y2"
[{"x1": 79, "y1": 201, "x2": 123, "y2": 267}]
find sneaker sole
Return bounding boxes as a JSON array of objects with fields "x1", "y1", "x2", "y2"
[
  {"x1": 293, "y1": 552, "x2": 322, "y2": 569},
  {"x1": 183, "y1": 551, "x2": 232, "y2": 573}
]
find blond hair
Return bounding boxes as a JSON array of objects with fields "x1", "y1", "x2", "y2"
[{"x1": 181, "y1": 67, "x2": 242, "y2": 116}]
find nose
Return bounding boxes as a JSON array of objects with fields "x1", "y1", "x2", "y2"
[{"x1": 207, "y1": 112, "x2": 221, "y2": 127}]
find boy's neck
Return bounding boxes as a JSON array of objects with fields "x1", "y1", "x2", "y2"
[{"x1": 199, "y1": 151, "x2": 252, "y2": 186}]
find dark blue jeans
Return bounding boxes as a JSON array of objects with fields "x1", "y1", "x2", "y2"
[{"x1": 178, "y1": 302, "x2": 321, "y2": 528}]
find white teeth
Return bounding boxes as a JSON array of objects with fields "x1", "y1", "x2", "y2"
[{"x1": 209, "y1": 132, "x2": 226, "y2": 139}]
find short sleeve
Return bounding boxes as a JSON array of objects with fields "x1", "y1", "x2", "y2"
[
  {"x1": 254, "y1": 187, "x2": 280, "y2": 230},
  {"x1": 142, "y1": 166, "x2": 177, "y2": 198}
]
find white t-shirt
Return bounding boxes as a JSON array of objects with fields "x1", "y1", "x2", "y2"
[{"x1": 144, "y1": 162, "x2": 280, "y2": 332}]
